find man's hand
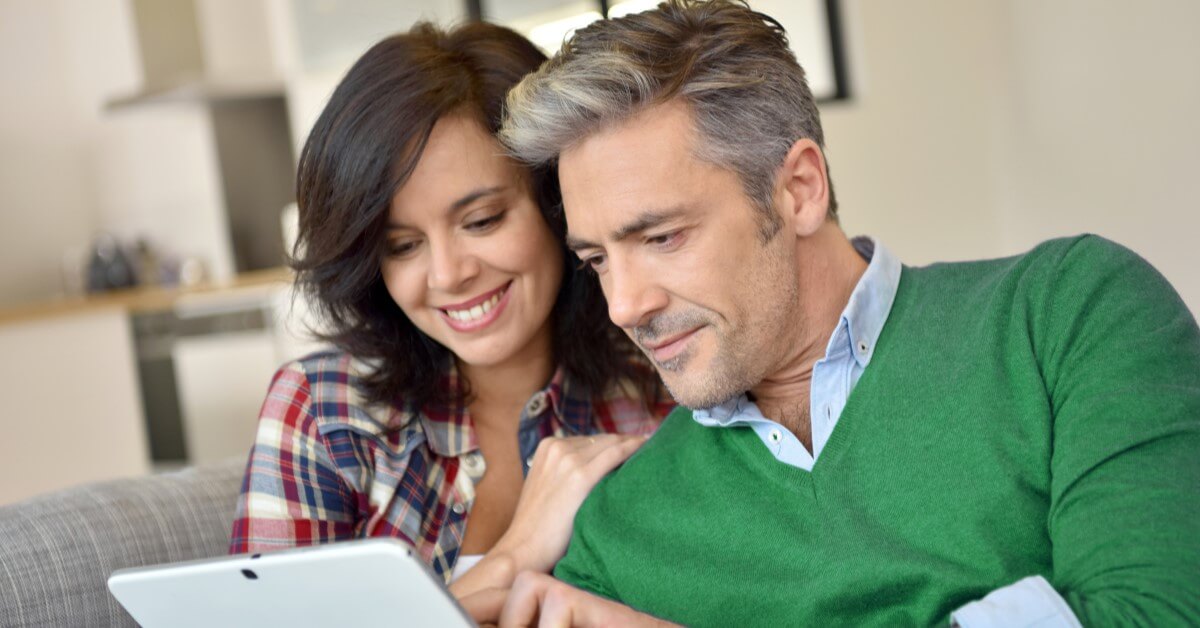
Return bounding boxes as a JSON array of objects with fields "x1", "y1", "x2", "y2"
[{"x1": 498, "y1": 571, "x2": 676, "y2": 628}]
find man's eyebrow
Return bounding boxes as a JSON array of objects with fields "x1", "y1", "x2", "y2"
[
  {"x1": 565, "y1": 234, "x2": 595, "y2": 251},
  {"x1": 611, "y1": 209, "x2": 686, "y2": 241},
  {"x1": 565, "y1": 208, "x2": 687, "y2": 251},
  {"x1": 386, "y1": 185, "x2": 506, "y2": 229}
]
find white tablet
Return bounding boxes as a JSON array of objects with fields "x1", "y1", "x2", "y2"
[{"x1": 107, "y1": 538, "x2": 476, "y2": 628}]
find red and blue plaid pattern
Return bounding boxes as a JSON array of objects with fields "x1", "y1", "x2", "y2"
[{"x1": 229, "y1": 350, "x2": 671, "y2": 581}]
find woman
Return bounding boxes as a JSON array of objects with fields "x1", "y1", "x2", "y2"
[{"x1": 228, "y1": 20, "x2": 671, "y2": 610}]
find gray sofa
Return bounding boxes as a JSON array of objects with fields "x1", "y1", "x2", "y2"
[{"x1": 0, "y1": 460, "x2": 245, "y2": 627}]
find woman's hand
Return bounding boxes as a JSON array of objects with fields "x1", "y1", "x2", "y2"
[
  {"x1": 449, "y1": 434, "x2": 648, "y2": 609},
  {"x1": 493, "y1": 433, "x2": 648, "y2": 573}
]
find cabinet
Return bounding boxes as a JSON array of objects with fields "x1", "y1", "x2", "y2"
[{"x1": 0, "y1": 309, "x2": 149, "y2": 504}]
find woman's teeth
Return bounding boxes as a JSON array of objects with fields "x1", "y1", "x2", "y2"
[{"x1": 446, "y1": 291, "x2": 502, "y2": 322}]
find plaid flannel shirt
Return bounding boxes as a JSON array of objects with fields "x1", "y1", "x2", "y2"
[{"x1": 229, "y1": 350, "x2": 671, "y2": 581}]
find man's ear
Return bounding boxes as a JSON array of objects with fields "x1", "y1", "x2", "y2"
[{"x1": 777, "y1": 138, "x2": 830, "y2": 237}]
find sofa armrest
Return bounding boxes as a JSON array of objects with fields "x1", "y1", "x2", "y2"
[{"x1": 0, "y1": 458, "x2": 245, "y2": 627}]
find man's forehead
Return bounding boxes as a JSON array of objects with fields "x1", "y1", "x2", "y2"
[
  {"x1": 558, "y1": 104, "x2": 702, "y2": 242},
  {"x1": 560, "y1": 101, "x2": 696, "y2": 169}
]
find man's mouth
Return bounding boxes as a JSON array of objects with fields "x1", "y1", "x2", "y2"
[{"x1": 642, "y1": 327, "x2": 702, "y2": 363}]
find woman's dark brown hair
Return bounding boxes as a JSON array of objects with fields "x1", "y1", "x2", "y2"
[{"x1": 293, "y1": 21, "x2": 645, "y2": 409}]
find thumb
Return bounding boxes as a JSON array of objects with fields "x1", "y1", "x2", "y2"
[{"x1": 459, "y1": 587, "x2": 510, "y2": 625}]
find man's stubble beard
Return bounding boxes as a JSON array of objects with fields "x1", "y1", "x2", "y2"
[{"x1": 637, "y1": 237, "x2": 802, "y2": 410}]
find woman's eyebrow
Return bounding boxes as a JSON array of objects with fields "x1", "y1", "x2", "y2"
[
  {"x1": 386, "y1": 185, "x2": 508, "y2": 229},
  {"x1": 446, "y1": 185, "x2": 506, "y2": 215}
]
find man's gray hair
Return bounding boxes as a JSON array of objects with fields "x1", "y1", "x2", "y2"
[{"x1": 500, "y1": 0, "x2": 837, "y2": 238}]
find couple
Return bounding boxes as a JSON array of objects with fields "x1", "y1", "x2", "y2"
[{"x1": 231, "y1": 1, "x2": 1200, "y2": 626}]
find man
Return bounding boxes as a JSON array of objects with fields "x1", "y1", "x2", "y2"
[{"x1": 494, "y1": 1, "x2": 1200, "y2": 625}]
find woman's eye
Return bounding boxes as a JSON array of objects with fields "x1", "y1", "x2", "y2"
[
  {"x1": 388, "y1": 240, "x2": 420, "y2": 258},
  {"x1": 465, "y1": 211, "x2": 505, "y2": 232}
]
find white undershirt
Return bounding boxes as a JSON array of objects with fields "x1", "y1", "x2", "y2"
[{"x1": 450, "y1": 554, "x2": 485, "y2": 582}]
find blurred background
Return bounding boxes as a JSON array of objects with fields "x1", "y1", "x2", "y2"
[{"x1": 0, "y1": 0, "x2": 1196, "y2": 504}]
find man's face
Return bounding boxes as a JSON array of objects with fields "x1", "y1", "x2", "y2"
[{"x1": 559, "y1": 102, "x2": 804, "y2": 409}]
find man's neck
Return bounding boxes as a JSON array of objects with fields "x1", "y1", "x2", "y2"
[{"x1": 750, "y1": 226, "x2": 868, "y2": 450}]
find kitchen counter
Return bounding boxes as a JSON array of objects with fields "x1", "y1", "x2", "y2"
[
  {"x1": 0, "y1": 265, "x2": 315, "y2": 504},
  {"x1": 0, "y1": 267, "x2": 293, "y2": 327}
]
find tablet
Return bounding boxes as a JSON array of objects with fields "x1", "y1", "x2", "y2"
[{"x1": 107, "y1": 538, "x2": 476, "y2": 627}]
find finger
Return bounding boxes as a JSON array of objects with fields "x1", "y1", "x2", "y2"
[
  {"x1": 537, "y1": 584, "x2": 575, "y2": 628},
  {"x1": 459, "y1": 588, "x2": 510, "y2": 625},
  {"x1": 528, "y1": 435, "x2": 645, "y2": 481},
  {"x1": 500, "y1": 572, "x2": 550, "y2": 628},
  {"x1": 565, "y1": 433, "x2": 643, "y2": 459},
  {"x1": 553, "y1": 434, "x2": 620, "y2": 453},
  {"x1": 581, "y1": 434, "x2": 649, "y2": 470},
  {"x1": 530, "y1": 436, "x2": 561, "y2": 465},
  {"x1": 568, "y1": 433, "x2": 639, "y2": 447}
]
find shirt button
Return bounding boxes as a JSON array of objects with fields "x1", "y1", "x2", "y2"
[
  {"x1": 857, "y1": 340, "x2": 870, "y2": 354},
  {"x1": 451, "y1": 503, "x2": 466, "y2": 515},
  {"x1": 525, "y1": 393, "x2": 547, "y2": 416},
  {"x1": 462, "y1": 455, "x2": 482, "y2": 472},
  {"x1": 768, "y1": 428, "x2": 783, "y2": 444}
]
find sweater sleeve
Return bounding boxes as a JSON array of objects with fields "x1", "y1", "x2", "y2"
[
  {"x1": 1038, "y1": 236, "x2": 1200, "y2": 624},
  {"x1": 228, "y1": 364, "x2": 359, "y2": 554}
]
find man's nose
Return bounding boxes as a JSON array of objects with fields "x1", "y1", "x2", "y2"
[
  {"x1": 427, "y1": 238, "x2": 480, "y2": 293},
  {"x1": 605, "y1": 260, "x2": 668, "y2": 330}
]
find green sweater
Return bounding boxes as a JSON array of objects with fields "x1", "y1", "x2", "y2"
[{"x1": 554, "y1": 236, "x2": 1200, "y2": 626}]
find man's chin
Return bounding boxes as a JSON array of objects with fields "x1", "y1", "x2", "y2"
[{"x1": 660, "y1": 375, "x2": 744, "y2": 411}]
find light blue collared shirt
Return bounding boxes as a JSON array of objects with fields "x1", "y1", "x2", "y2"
[{"x1": 692, "y1": 236, "x2": 901, "y2": 471}]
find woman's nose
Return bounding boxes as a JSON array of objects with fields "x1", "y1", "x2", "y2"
[{"x1": 427, "y1": 239, "x2": 481, "y2": 293}]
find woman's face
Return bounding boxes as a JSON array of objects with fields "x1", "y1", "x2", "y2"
[{"x1": 382, "y1": 114, "x2": 564, "y2": 370}]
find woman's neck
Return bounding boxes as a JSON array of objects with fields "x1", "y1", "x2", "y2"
[{"x1": 458, "y1": 325, "x2": 556, "y2": 430}]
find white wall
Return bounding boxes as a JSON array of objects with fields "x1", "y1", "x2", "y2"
[
  {"x1": 0, "y1": 0, "x2": 102, "y2": 306},
  {"x1": 998, "y1": 0, "x2": 1200, "y2": 312},
  {"x1": 823, "y1": 1, "x2": 1011, "y2": 266},
  {"x1": 823, "y1": 0, "x2": 1200, "y2": 312},
  {"x1": 93, "y1": 105, "x2": 238, "y2": 282},
  {"x1": 0, "y1": 0, "x2": 240, "y2": 305},
  {"x1": 279, "y1": 0, "x2": 469, "y2": 158}
]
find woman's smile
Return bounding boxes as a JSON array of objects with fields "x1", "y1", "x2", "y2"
[{"x1": 437, "y1": 280, "x2": 512, "y2": 332}]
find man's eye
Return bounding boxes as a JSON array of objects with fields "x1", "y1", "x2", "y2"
[
  {"x1": 577, "y1": 254, "x2": 607, "y2": 273},
  {"x1": 647, "y1": 230, "x2": 683, "y2": 248}
]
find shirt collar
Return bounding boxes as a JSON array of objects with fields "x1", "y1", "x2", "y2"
[
  {"x1": 550, "y1": 370, "x2": 595, "y2": 436},
  {"x1": 692, "y1": 394, "x2": 754, "y2": 427},
  {"x1": 692, "y1": 235, "x2": 901, "y2": 424},
  {"x1": 839, "y1": 236, "x2": 902, "y2": 368},
  {"x1": 412, "y1": 363, "x2": 588, "y2": 458}
]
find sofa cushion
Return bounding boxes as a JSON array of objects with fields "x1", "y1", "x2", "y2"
[{"x1": 0, "y1": 459, "x2": 244, "y2": 627}]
